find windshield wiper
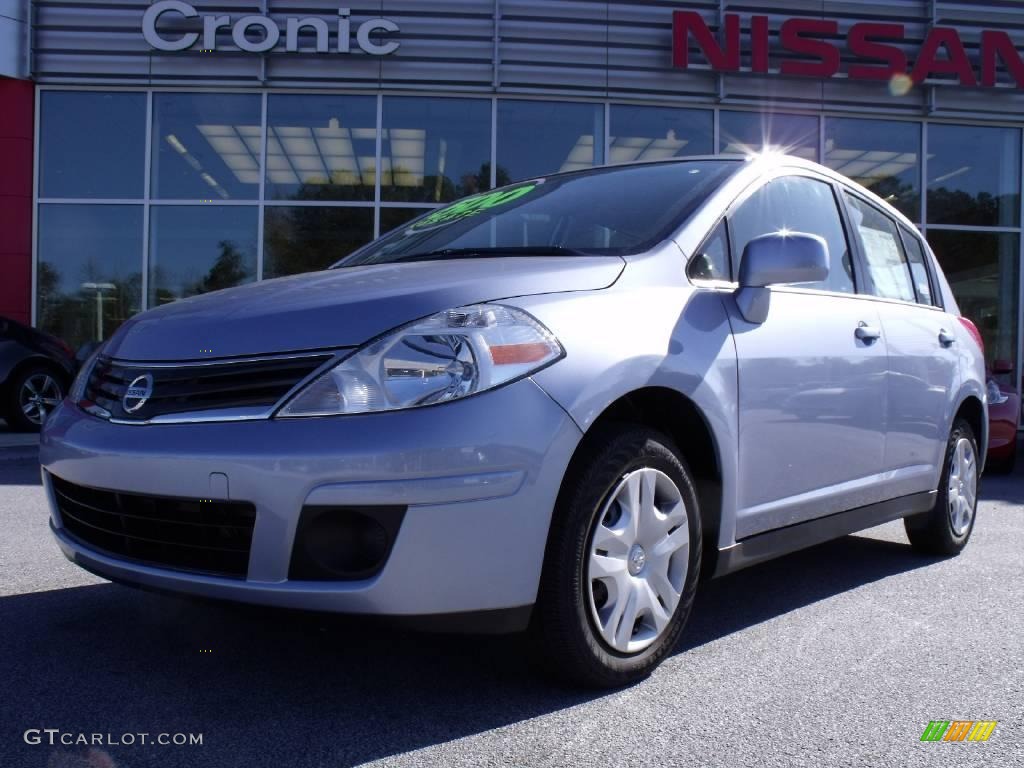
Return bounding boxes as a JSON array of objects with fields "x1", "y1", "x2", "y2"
[{"x1": 391, "y1": 245, "x2": 588, "y2": 263}]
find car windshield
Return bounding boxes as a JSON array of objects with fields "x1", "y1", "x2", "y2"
[{"x1": 336, "y1": 159, "x2": 739, "y2": 266}]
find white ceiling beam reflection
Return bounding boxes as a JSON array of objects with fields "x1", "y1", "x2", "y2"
[
  {"x1": 930, "y1": 166, "x2": 971, "y2": 185},
  {"x1": 197, "y1": 124, "x2": 261, "y2": 186},
  {"x1": 165, "y1": 132, "x2": 231, "y2": 199},
  {"x1": 609, "y1": 135, "x2": 689, "y2": 164},
  {"x1": 242, "y1": 121, "x2": 381, "y2": 189},
  {"x1": 559, "y1": 135, "x2": 596, "y2": 173},
  {"x1": 384, "y1": 128, "x2": 427, "y2": 188},
  {"x1": 824, "y1": 149, "x2": 919, "y2": 187}
]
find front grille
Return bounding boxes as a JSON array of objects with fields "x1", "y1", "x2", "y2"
[
  {"x1": 84, "y1": 353, "x2": 332, "y2": 421},
  {"x1": 52, "y1": 476, "x2": 256, "y2": 578}
]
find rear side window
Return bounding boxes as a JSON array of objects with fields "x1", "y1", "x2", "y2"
[
  {"x1": 730, "y1": 176, "x2": 855, "y2": 294},
  {"x1": 899, "y1": 228, "x2": 936, "y2": 306},
  {"x1": 843, "y1": 193, "x2": 915, "y2": 302}
]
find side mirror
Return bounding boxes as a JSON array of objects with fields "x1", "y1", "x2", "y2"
[
  {"x1": 992, "y1": 358, "x2": 1014, "y2": 375},
  {"x1": 735, "y1": 232, "x2": 830, "y2": 324}
]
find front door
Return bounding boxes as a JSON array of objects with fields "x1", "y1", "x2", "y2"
[{"x1": 724, "y1": 174, "x2": 889, "y2": 539}]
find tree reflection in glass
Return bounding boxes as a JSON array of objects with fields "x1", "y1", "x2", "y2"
[
  {"x1": 825, "y1": 118, "x2": 921, "y2": 220},
  {"x1": 148, "y1": 207, "x2": 257, "y2": 305},
  {"x1": 264, "y1": 206, "x2": 374, "y2": 279},
  {"x1": 927, "y1": 125, "x2": 1021, "y2": 227},
  {"x1": 36, "y1": 205, "x2": 144, "y2": 351},
  {"x1": 381, "y1": 97, "x2": 492, "y2": 204}
]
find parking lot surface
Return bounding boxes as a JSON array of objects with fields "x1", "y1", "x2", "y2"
[{"x1": 1, "y1": 451, "x2": 1021, "y2": 768}]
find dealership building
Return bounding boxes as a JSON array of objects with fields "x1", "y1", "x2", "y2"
[{"x1": 0, "y1": 0, "x2": 1022, "y2": 384}]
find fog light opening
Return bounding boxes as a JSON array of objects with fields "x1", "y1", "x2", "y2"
[{"x1": 289, "y1": 505, "x2": 406, "y2": 581}]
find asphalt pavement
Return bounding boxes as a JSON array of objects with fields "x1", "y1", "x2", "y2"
[
  {"x1": 0, "y1": 450, "x2": 1021, "y2": 768},
  {"x1": 0, "y1": 420, "x2": 38, "y2": 460}
]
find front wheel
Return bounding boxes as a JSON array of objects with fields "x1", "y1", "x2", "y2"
[
  {"x1": 531, "y1": 426, "x2": 702, "y2": 687},
  {"x1": 904, "y1": 418, "x2": 979, "y2": 555}
]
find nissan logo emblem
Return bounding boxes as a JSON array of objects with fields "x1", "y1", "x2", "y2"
[{"x1": 123, "y1": 373, "x2": 154, "y2": 414}]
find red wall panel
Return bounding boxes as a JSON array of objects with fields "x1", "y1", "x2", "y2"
[{"x1": 0, "y1": 78, "x2": 33, "y2": 326}]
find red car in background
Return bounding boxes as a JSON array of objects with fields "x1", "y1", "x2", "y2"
[{"x1": 986, "y1": 359, "x2": 1021, "y2": 474}]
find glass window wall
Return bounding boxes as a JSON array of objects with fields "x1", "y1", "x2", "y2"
[
  {"x1": 928, "y1": 230, "x2": 1020, "y2": 368},
  {"x1": 609, "y1": 105, "x2": 713, "y2": 163},
  {"x1": 927, "y1": 125, "x2": 1021, "y2": 227},
  {"x1": 381, "y1": 97, "x2": 491, "y2": 203},
  {"x1": 263, "y1": 207, "x2": 374, "y2": 278},
  {"x1": 825, "y1": 118, "x2": 921, "y2": 220},
  {"x1": 152, "y1": 93, "x2": 262, "y2": 200},
  {"x1": 497, "y1": 100, "x2": 605, "y2": 182},
  {"x1": 720, "y1": 111, "x2": 818, "y2": 161},
  {"x1": 266, "y1": 94, "x2": 377, "y2": 202},
  {"x1": 149, "y1": 206, "x2": 258, "y2": 305},
  {"x1": 36, "y1": 205, "x2": 144, "y2": 350},
  {"x1": 39, "y1": 92, "x2": 146, "y2": 199}
]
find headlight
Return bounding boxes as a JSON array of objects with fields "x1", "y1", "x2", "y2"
[
  {"x1": 277, "y1": 304, "x2": 563, "y2": 417},
  {"x1": 69, "y1": 343, "x2": 106, "y2": 403},
  {"x1": 987, "y1": 378, "x2": 1009, "y2": 406}
]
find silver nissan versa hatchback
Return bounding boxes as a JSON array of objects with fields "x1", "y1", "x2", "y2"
[{"x1": 41, "y1": 154, "x2": 987, "y2": 687}]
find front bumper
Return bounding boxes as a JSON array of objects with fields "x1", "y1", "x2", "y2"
[{"x1": 41, "y1": 377, "x2": 581, "y2": 619}]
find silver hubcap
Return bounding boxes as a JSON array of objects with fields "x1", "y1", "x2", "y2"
[
  {"x1": 19, "y1": 373, "x2": 62, "y2": 425},
  {"x1": 947, "y1": 437, "x2": 977, "y2": 537},
  {"x1": 587, "y1": 468, "x2": 689, "y2": 654}
]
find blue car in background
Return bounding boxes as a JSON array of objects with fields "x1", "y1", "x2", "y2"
[{"x1": 1, "y1": 315, "x2": 76, "y2": 432}]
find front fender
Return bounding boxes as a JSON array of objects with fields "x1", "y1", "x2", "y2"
[{"x1": 509, "y1": 260, "x2": 740, "y2": 550}]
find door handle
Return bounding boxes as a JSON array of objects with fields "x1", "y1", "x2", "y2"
[
  {"x1": 938, "y1": 329, "x2": 956, "y2": 346},
  {"x1": 855, "y1": 322, "x2": 881, "y2": 343}
]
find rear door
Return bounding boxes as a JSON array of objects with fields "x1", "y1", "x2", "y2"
[
  {"x1": 724, "y1": 173, "x2": 890, "y2": 539},
  {"x1": 841, "y1": 192, "x2": 960, "y2": 496}
]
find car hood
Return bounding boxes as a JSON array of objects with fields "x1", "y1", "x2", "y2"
[{"x1": 105, "y1": 256, "x2": 625, "y2": 361}]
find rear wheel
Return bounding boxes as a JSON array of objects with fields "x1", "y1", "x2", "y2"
[
  {"x1": 904, "y1": 419, "x2": 979, "y2": 555},
  {"x1": 531, "y1": 426, "x2": 702, "y2": 687},
  {"x1": 5, "y1": 365, "x2": 65, "y2": 432}
]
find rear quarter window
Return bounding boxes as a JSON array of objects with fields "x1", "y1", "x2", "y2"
[{"x1": 899, "y1": 227, "x2": 937, "y2": 306}]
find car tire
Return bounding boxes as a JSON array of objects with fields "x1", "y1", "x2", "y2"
[
  {"x1": 4, "y1": 365, "x2": 66, "y2": 432},
  {"x1": 904, "y1": 418, "x2": 979, "y2": 556},
  {"x1": 530, "y1": 425, "x2": 702, "y2": 688}
]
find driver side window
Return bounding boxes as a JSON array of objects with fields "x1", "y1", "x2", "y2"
[{"x1": 730, "y1": 176, "x2": 856, "y2": 294}]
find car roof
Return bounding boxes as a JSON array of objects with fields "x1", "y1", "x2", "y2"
[
  {"x1": 528, "y1": 152, "x2": 919, "y2": 236},
  {"x1": 593, "y1": 152, "x2": 921, "y2": 235}
]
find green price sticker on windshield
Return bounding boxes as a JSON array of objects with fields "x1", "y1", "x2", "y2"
[{"x1": 412, "y1": 183, "x2": 538, "y2": 230}]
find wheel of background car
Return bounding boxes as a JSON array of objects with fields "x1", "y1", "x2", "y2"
[
  {"x1": 986, "y1": 439, "x2": 1017, "y2": 475},
  {"x1": 904, "y1": 418, "x2": 979, "y2": 555},
  {"x1": 530, "y1": 426, "x2": 702, "y2": 687},
  {"x1": 6, "y1": 365, "x2": 65, "y2": 432}
]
